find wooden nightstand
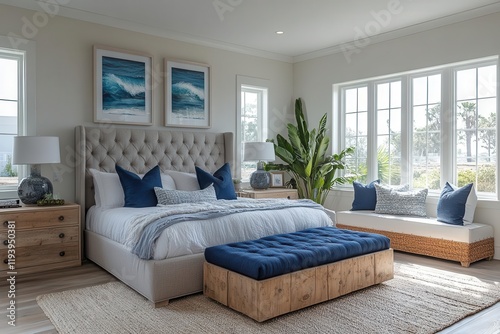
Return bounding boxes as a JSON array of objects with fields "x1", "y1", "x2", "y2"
[
  {"x1": 238, "y1": 188, "x2": 299, "y2": 200},
  {"x1": 0, "y1": 203, "x2": 81, "y2": 277}
]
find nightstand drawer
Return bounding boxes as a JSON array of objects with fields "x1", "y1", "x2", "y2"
[
  {"x1": 0, "y1": 226, "x2": 79, "y2": 249},
  {"x1": 0, "y1": 206, "x2": 79, "y2": 230},
  {"x1": 0, "y1": 243, "x2": 79, "y2": 271},
  {"x1": 238, "y1": 189, "x2": 299, "y2": 200},
  {"x1": 254, "y1": 191, "x2": 298, "y2": 199}
]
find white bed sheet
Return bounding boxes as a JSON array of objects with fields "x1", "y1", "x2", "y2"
[{"x1": 86, "y1": 202, "x2": 333, "y2": 260}]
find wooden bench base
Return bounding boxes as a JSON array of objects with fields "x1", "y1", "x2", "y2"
[{"x1": 204, "y1": 248, "x2": 394, "y2": 322}]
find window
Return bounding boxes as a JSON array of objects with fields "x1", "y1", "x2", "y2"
[
  {"x1": 412, "y1": 74, "x2": 442, "y2": 190},
  {"x1": 0, "y1": 36, "x2": 35, "y2": 199},
  {"x1": 455, "y1": 65, "x2": 497, "y2": 193},
  {"x1": 344, "y1": 86, "x2": 368, "y2": 183},
  {"x1": 0, "y1": 54, "x2": 20, "y2": 188},
  {"x1": 377, "y1": 80, "x2": 402, "y2": 185},
  {"x1": 236, "y1": 76, "x2": 268, "y2": 182},
  {"x1": 337, "y1": 57, "x2": 498, "y2": 198}
]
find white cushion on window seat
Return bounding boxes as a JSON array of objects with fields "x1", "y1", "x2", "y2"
[{"x1": 336, "y1": 210, "x2": 493, "y2": 244}]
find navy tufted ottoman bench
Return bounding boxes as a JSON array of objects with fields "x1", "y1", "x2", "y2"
[{"x1": 203, "y1": 226, "x2": 394, "y2": 322}]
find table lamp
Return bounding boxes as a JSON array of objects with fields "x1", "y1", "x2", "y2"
[
  {"x1": 13, "y1": 136, "x2": 61, "y2": 204},
  {"x1": 243, "y1": 142, "x2": 275, "y2": 190}
]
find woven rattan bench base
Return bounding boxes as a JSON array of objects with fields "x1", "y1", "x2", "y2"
[{"x1": 336, "y1": 224, "x2": 494, "y2": 267}]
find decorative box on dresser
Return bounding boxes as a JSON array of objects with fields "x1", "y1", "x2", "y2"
[
  {"x1": 238, "y1": 188, "x2": 299, "y2": 200},
  {"x1": 0, "y1": 203, "x2": 81, "y2": 277}
]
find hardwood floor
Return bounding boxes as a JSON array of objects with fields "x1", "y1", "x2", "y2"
[{"x1": 1, "y1": 253, "x2": 499, "y2": 334}]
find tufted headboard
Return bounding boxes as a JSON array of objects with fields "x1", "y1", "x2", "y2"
[{"x1": 75, "y1": 125, "x2": 234, "y2": 227}]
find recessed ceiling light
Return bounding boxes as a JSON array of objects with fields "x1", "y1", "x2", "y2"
[{"x1": 276, "y1": 31, "x2": 284, "y2": 35}]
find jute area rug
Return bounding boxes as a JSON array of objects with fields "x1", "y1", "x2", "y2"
[{"x1": 37, "y1": 262, "x2": 500, "y2": 334}]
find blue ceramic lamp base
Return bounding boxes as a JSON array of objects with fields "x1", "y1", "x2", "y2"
[
  {"x1": 17, "y1": 164, "x2": 53, "y2": 204},
  {"x1": 249, "y1": 162, "x2": 271, "y2": 190}
]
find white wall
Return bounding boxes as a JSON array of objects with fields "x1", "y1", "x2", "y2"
[
  {"x1": 294, "y1": 12, "x2": 500, "y2": 259},
  {"x1": 0, "y1": 4, "x2": 294, "y2": 202}
]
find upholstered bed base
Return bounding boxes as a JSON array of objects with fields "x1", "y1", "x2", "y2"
[{"x1": 85, "y1": 230, "x2": 205, "y2": 306}]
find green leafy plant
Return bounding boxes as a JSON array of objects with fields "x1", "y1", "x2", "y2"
[
  {"x1": 232, "y1": 178, "x2": 242, "y2": 191},
  {"x1": 37, "y1": 193, "x2": 65, "y2": 206},
  {"x1": 266, "y1": 98, "x2": 354, "y2": 205}
]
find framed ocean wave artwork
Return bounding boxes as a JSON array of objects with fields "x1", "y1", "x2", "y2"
[
  {"x1": 94, "y1": 45, "x2": 153, "y2": 125},
  {"x1": 165, "y1": 59, "x2": 211, "y2": 128}
]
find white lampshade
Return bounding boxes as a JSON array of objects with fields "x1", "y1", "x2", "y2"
[
  {"x1": 13, "y1": 136, "x2": 61, "y2": 165},
  {"x1": 243, "y1": 142, "x2": 275, "y2": 162}
]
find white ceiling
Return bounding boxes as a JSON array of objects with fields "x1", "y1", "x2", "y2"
[{"x1": 3, "y1": 0, "x2": 500, "y2": 62}]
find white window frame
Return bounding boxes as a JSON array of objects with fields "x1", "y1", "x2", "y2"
[
  {"x1": 334, "y1": 56, "x2": 499, "y2": 200},
  {"x1": 236, "y1": 75, "x2": 269, "y2": 182},
  {"x1": 0, "y1": 36, "x2": 36, "y2": 199}
]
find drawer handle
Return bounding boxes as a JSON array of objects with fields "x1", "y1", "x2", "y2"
[
  {"x1": 59, "y1": 233, "x2": 65, "y2": 239},
  {"x1": 3, "y1": 259, "x2": 7, "y2": 264},
  {"x1": 58, "y1": 215, "x2": 65, "y2": 221},
  {"x1": 59, "y1": 251, "x2": 65, "y2": 257},
  {"x1": 3, "y1": 240, "x2": 7, "y2": 246}
]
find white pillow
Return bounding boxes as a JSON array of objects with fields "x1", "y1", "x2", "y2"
[
  {"x1": 160, "y1": 173, "x2": 176, "y2": 190},
  {"x1": 451, "y1": 183, "x2": 477, "y2": 225},
  {"x1": 163, "y1": 170, "x2": 200, "y2": 191},
  {"x1": 89, "y1": 169, "x2": 123, "y2": 208},
  {"x1": 89, "y1": 168, "x2": 176, "y2": 208}
]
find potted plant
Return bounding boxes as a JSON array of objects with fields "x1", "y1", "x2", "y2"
[
  {"x1": 232, "y1": 178, "x2": 242, "y2": 191},
  {"x1": 266, "y1": 98, "x2": 354, "y2": 205}
]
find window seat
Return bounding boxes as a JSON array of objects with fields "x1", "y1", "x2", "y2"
[{"x1": 336, "y1": 210, "x2": 494, "y2": 267}]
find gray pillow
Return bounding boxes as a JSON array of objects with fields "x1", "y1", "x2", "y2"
[
  {"x1": 154, "y1": 185, "x2": 217, "y2": 205},
  {"x1": 374, "y1": 183, "x2": 428, "y2": 217}
]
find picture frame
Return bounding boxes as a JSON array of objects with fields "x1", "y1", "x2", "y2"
[
  {"x1": 94, "y1": 45, "x2": 153, "y2": 125},
  {"x1": 270, "y1": 171, "x2": 285, "y2": 188},
  {"x1": 165, "y1": 59, "x2": 211, "y2": 128}
]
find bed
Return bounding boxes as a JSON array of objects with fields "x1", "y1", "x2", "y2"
[{"x1": 75, "y1": 125, "x2": 333, "y2": 306}]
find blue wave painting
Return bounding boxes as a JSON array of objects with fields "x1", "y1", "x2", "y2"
[
  {"x1": 171, "y1": 67, "x2": 206, "y2": 120},
  {"x1": 102, "y1": 56, "x2": 146, "y2": 115}
]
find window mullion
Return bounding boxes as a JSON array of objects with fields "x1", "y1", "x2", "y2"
[
  {"x1": 400, "y1": 76, "x2": 410, "y2": 185},
  {"x1": 367, "y1": 82, "x2": 377, "y2": 182},
  {"x1": 441, "y1": 68, "x2": 453, "y2": 187}
]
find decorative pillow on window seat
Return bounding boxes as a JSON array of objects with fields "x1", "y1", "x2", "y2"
[
  {"x1": 351, "y1": 179, "x2": 380, "y2": 211},
  {"x1": 116, "y1": 165, "x2": 162, "y2": 208},
  {"x1": 437, "y1": 182, "x2": 477, "y2": 226},
  {"x1": 196, "y1": 163, "x2": 237, "y2": 200},
  {"x1": 374, "y1": 183, "x2": 427, "y2": 217}
]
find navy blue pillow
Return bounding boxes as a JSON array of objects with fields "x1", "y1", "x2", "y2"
[
  {"x1": 351, "y1": 180, "x2": 380, "y2": 211},
  {"x1": 116, "y1": 165, "x2": 162, "y2": 208},
  {"x1": 195, "y1": 163, "x2": 236, "y2": 200},
  {"x1": 437, "y1": 182, "x2": 473, "y2": 226}
]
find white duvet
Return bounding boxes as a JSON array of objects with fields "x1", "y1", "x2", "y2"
[{"x1": 86, "y1": 199, "x2": 333, "y2": 260}]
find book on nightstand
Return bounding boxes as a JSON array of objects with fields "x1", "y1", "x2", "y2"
[{"x1": 0, "y1": 199, "x2": 21, "y2": 208}]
